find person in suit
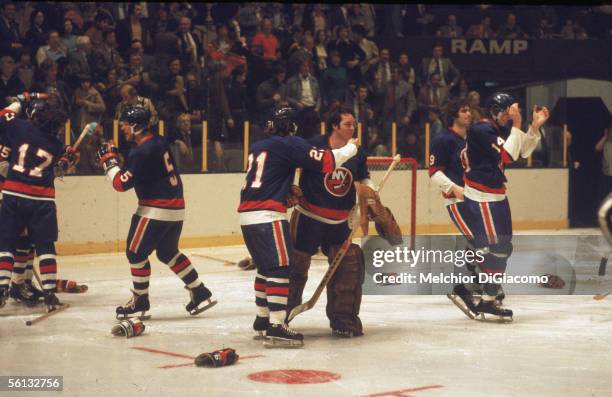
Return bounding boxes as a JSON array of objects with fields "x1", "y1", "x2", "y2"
[
  {"x1": 0, "y1": 1, "x2": 22, "y2": 58},
  {"x1": 420, "y1": 44, "x2": 461, "y2": 90},
  {"x1": 417, "y1": 72, "x2": 450, "y2": 123},
  {"x1": 285, "y1": 61, "x2": 321, "y2": 139},
  {"x1": 176, "y1": 16, "x2": 202, "y2": 71}
]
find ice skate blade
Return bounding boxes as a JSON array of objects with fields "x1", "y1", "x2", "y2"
[
  {"x1": 447, "y1": 294, "x2": 476, "y2": 319},
  {"x1": 474, "y1": 313, "x2": 513, "y2": 323},
  {"x1": 253, "y1": 331, "x2": 267, "y2": 341},
  {"x1": 189, "y1": 298, "x2": 217, "y2": 316},
  {"x1": 263, "y1": 337, "x2": 304, "y2": 349},
  {"x1": 116, "y1": 312, "x2": 151, "y2": 321}
]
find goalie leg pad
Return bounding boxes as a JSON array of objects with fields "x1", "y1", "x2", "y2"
[
  {"x1": 326, "y1": 244, "x2": 365, "y2": 336},
  {"x1": 287, "y1": 249, "x2": 312, "y2": 313},
  {"x1": 111, "y1": 318, "x2": 145, "y2": 338},
  {"x1": 195, "y1": 348, "x2": 239, "y2": 367},
  {"x1": 373, "y1": 207, "x2": 403, "y2": 246}
]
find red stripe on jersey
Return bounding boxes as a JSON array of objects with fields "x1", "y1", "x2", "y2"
[
  {"x1": 254, "y1": 282, "x2": 266, "y2": 291},
  {"x1": 131, "y1": 268, "x2": 151, "y2": 276},
  {"x1": 171, "y1": 259, "x2": 190, "y2": 274},
  {"x1": 112, "y1": 172, "x2": 125, "y2": 191},
  {"x1": 501, "y1": 148, "x2": 514, "y2": 164},
  {"x1": 266, "y1": 286, "x2": 289, "y2": 296},
  {"x1": 428, "y1": 165, "x2": 446, "y2": 177},
  {"x1": 0, "y1": 262, "x2": 13, "y2": 271},
  {"x1": 300, "y1": 200, "x2": 351, "y2": 221},
  {"x1": 137, "y1": 135, "x2": 154, "y2": 146},
  {"x1": 273, "y1": 221, "x2": 288, "y2": 266},
  {"x1": 321, "y1": 150, "x2": 334, "y2": 174},
  {"x1": 238, "y1": 200, "x2": 287, "y2": 213},
  {"x1": 39, "y1": 264, "x2": 57, "y2": 274},
  {"x1": 463, "y1": 177, "x2": 506, "y2": 194},
  {"x1": 0, "y1": 181, "x2": 4, "y2": 190},
  {"x1": 139, "y1": 198, "x2": 185, "y2": 209},
  {"x1": 3, "y1": 180, "x2": 55, "y2": 198}
]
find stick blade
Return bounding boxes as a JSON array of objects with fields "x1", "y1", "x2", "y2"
[
  {"x1": 593, "y1": 292, "x2": 610, "y2": 300},
  {"x1": 287, "y1": 301, "x2": 311, "y2": 322}
]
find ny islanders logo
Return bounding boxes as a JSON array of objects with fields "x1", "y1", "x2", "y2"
[{"x1": 324, "y1": 167, "x2": 353, "y2": 197}]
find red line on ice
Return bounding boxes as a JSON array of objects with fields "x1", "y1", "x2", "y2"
[{"x1": 359, "y1": 384, "x2": 444, "y2": 397}]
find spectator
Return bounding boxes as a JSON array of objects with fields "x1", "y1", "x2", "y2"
[
  {"x1": 380, "y1": 67, "x2": 416, "y2": 141},
  {"x1": 252, "y1": 18, "x2": 280, "y2": 62},
  {"x1": 285, "y1": 60, "x2": 321, "y2": 138},
  {"x1": 466, "y1": 15, "x2": 496, "y2": 39},
  {"x1": 417, "y1": 73, "x2": 449, "y2": 121},
  {"x1": 327, "y1": 25, "x2": 365, "y2": 84},
  {"x1": 60, "y1": 18, "x2": 78, "y2": 53},
  {"x1": 352, "y1": 24, "x2": 379, "y2": 78},
  {"x1": 130, "y1": 39, "x2": 156, "y2": 79},
  {"x1": 159, "y1": 58, "x2": 187, "y2": 124},
  {"x1": 85, "y1": 10, "x2": 114, "y2": 47},
  {"x1": 207, "y1": 60, "x2": 234, "y2": 172},
  {"x1": 313, "y1": 29, "x2": 329, "y2": 77},
  {"x1": 398, "y1": 130, "x2": 423, "y2": 165},
  {"x1": 574, "y1": 21, "x2": 589, "y2": 39},
  {"x1": 114, "y1": 83, "x2": 158, "y2": 127},
  {"x1": 397, "y1": 52, "x2": 417, "y2": 87},
  {"x1": 534, "y1": 17, "x2": 555, "y2": 39},
  {"x1": 238, "y1": 4, "x2": 261, "y2": 39},
  {"x1": 150, "y1": 4, "x2": 171, "y2": 36},
  {"x1": 255, "y1": 63, "x2": 287, "y2": 122},
  {"x1": 209, "y1": 24, "x2": 233, "y2": 58},
  {"x1": 96, "y1": 67, "x2": 123, "y2": 127},
  {"x1": 322, "y1": 50, "x2": 348, "y2": 106},
  {"x1": 176, "y1": 16, "x2": 202, "y2": 70},
  {"x1": 25, "y1": 9, "x2": 47, "y2": 50},
  {"x1": 312, "y1": 4, "x2": 327, "y2": 34},
  {"x1": 498, "y1": 13, "x2": 528, "y2": 39},
  {"x1": 0, "y1": 55, "x2": 24, "y2": 104},
  {"x1": 290, "y1": 4, "x2": 309, "y2": 31},
  {"x1": 427, "y1": 109, "x2": 444, "y2": 140},
  {"x1": 122, "y1": 49, "x2": 158, "y2": 99},
  {"x1": 348, "y1": 4, "x2": 375, "y2": 37},
  {"x1": 184, "y1": 70, "x2": 205, "y2": 123},
  {"x1": 91, "y1": 30, "x2": 124, "y2": 82},
  {"x1": 226, "y1": 65, "x2": 248, "y2": 143},
  {"x1": 73, "y1": 73, "x2": 106, "y2": 173},
  {"x1": 455, "y1": 77, "x2": 470, "y2": 100},
  {"x1": 420, "y1": 44, "x2": 460, "y2": 90},
  {"x1": 65, "y1": 35, "x2": 93, "y2": 88},
  {"x1": 31, "y1": 59, "x2": 71, "y2": 114},
  {"x1": 405, "y1": 4, "x2": 436, "y2": 36},
  {"x1": 117, "y1": 3, "x2": 152, "y2": 53},
  {"x1": 438, "y1": 14, "x2": 464, "y2": 38},
  {"x1": 0, "y1": 1, "x2": 22, "y2": 57},
  {"x1": 560, "y1": 18, "x2": 576, "y2": 39},
  {"x1": 369, "y1": 47, "x2": 394, "y2": 114},
  {"x1": 282, "y1": 25, "x2": 303, "y2": 59},
  {"x1": 35, "y1": 30, "x2": 67, "y2": 67},
  {"x1": 466, "y1": 90, "x2": 483, "y2": 121},
  {"x1": 264, "y1": 3, "x2": 289, "y2": 36},
  {"x1": 288, "y1": 34, "x2": 315, "y2": 77},
  {"x1": 16, "y1": 51, "x2": 34, "y2": 90},
  {"x1": 168, "y1": 113, "x2": 194, "y2": 173},
  {"x1": 344, "y1": 84, "x2": 374, "y2": 145},
  {"x1": 328, "y1": 4, "x2": 350, "y2": 29}
]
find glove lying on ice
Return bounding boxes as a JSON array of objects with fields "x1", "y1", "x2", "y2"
[
  {"x1": 56, "y1": 279, "x2": 88, "y2": 293},
  {"x1": 195, "y1": 348, "x2": 239, "y2": 367},
  {"x1": 111, "y1": 318, "x2": 145, "y2": 338}
]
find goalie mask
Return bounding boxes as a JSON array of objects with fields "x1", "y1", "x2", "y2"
[
  {"x1": 485, "y1": 92, "x2": 514, "y2": 124},
  {"x1": 266, "y1": 106, "x2": 298, "y2": 137},
  {"x1": 119, "y1": 105, "x2": 150, "y2": 139}
]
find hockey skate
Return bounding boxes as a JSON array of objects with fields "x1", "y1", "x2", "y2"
[
  {"x1": 9, "y1": 282, "x2": 43, "y2": 306},
  {"x1": 263, "y1": 323, "x2": 304, "y2": 348},
  {"x1": 253, "y1": 316, "x2": 270, "y2": 340},
  {"x1": 0, "y1": 286, "x2": 7, "y2": 308},
  {"x1": 447, "y1": 284, "x2": 479, "y2": 319},
  {"x1": 475, "y1": 299, "x2": 513, "y2": 323},
  {"x1": 116, "y1": 291, "x2": 151, "y2": 320},
  {"x1": 44, "y1": 292, "x2": 63, "y2": 313},
  {"x1": 185, "y1": 283, "x2": 217, "y2": 316}
]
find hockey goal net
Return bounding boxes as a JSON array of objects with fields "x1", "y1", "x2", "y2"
[{"x1": 366, "y1": 157, "x2": 417, "y2": 249}]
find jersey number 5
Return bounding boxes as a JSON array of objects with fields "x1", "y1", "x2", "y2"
[
  {"x1": 12, "y1": 143, "x2": 53, "y2": 178},
  {"x1": 163, "y1": 152, "x2": 178, "y2": 186}
]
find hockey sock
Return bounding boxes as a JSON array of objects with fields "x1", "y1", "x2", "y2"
[
  {"x1": 166, "y1": 252, "x2": 200, "y2": 289},
  {"x1": 254, "y1": 273, "x2": 269, "y2": 317},
  {"x1": 0, "y1": 252, "x2": 14, "y2": 288},
  {"x1": 130, "y1": 259, "x2": 151, "y2": 295},
  {"x1": 36, "y1": 243, "x2": 58, "y2": 292},
  {"x1": 24, "y1": 248, "x2": 35, "y2": 282},
  {"x1": 265, "y1": 275, "x2": 289, "y2": 325},
  {"x1": 10, "y1": 248, "x2": 29, "y2": 284}
]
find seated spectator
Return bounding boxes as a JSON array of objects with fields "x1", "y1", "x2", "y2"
[
  {"x1": 184, "y1": 70, "x2": 205, "y2": 124},
  {"x1": 369, "y1": 47, "x2": 394, "y2": 92},
  {"x1": 0, "y1": 2, "x2": 23, "y2": 58},
  {"x1": 285, "y1": 60, "x2": 321, "y2": 139},
  {"x1": 64, "y1": 35, "x2": 93, "y2": 88},
  {"x1": 352, "y1": 24, "x2": 379, "y2": 78},
  {"x1": 16, "y1": 51, "x2": 34, "y2": 90},
  {"x1": 417, "y1": 73, "x2": 450, "y2": 122},
  {"x1": 427, "y1": 109, "x2": 444, "y2": 140},
  {"x1": 73, "y1": 74, "x2": 106, "y2": 174},
  {"x1": 0, "y1": 55, "x2": 24, "y2": 104},
  {"x1": 322, "y1": 50, "x2": 348, "y2": 106},
  {"x1": 158, "y1": 58, "x2": 187, "y2": 124},
  {"x1": 122, "y1": 49, "x2": 158, "y2": 99},
  {"x1": 85, "y1": 10, "x2": 114, "y2": 47},
  {"x1": 96, "y1": 67, "x2": 123, "y2": 129},
  {"x1": 251, "y1": 18, "x2": 280, "y2": 62},
  {"x1": 255, "y1": 63, "x2": 287, "y2": 123},
  {"x1": 36, "y1": 30, "x2": 67, "y2": 67},
  {"x1": 348, "y1": 4, "x2": 376, "y2": 37},
  {"x1": 327, "y1": 25, "x2": 365, "y2": 84},
  {"x1": 466, "y1": 15, "x2": 496, "y2": 39},
  {"x1": 61, "y1": 18, "x2": 78, "y2": 54},
  {"x1": 345, "y1": 84, "x2": 374, "y2": 146},
  {"x1": 91, "y1": 30, "x2": 124, "y2": 82},
  {"x1": 397, "y1": 52, "x2": 417, "y2": 87},
  {"x1": 289, "y1": 34, "x2": 315, "y2": 77},
  {"x1": 313, "y1": 29, "x2": 329, "y2": 77},
  {"x1": 420, "y1": 44, "x2": 460, "y2": 90},
  {"x1": 114, "y1": 83, "x2": 158, "y2": 128},
  {"x1": 398, "y1": 129, "x2": 423, "y2": 166},
  {"x1": 498, "y1": 13, "x2": 528, "y2": 39},
  {"x1": 168, "y1": 113, "x2": 195, "y2": 173},
  {"x1": 130, "y1": 39, "x2": 157, "y2": 79},
  {"x1": 438, "y1": 14, "x2": 464, "y2": 38}
]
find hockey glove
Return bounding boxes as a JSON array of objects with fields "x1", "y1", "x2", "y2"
[
  {"x1": 96, "y1": 142, "x2": 119, "y2": 173},
  {"x1": 195, "y1": 348, "x2": 239, "y2": 367},
  {"x1": 111, "y1": 318, "x2": 145, "y2": 338}
]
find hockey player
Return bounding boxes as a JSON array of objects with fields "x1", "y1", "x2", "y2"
[
  {"x1": 0, "y1": 95, "x2": 73, "y2": 311},
  {"x1": 457, "y1": 92, "x2": 549, "y2": 320},
  {"x1": 287, "y1": 107, "x2": 401, "y2": 337},
  {"x1": 239, "y1": 106, "x2": 359, "y2": 347},
  {"x1": 96, "y1": 106, "x2": 216, "y2": 319}
]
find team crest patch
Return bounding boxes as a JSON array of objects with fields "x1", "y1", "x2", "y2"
[{"x1": 324, "y1": 167, "x2": 353, "y2": 197}]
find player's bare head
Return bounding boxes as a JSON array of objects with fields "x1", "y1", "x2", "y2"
[
  {"x1": 485, "y1": 92, "x2": 514, "y2": 125},
  {"x1": 447, "y1": 98, "x2": 472, "y2": 127},
  {"x1": 27, "y1": 94, "x2": 68, "y2": 137},
  {"x1": 266, "y1": 106, "x2": 297, "y2": 137},
  {"x1": 120, "y1": 105, "x2": 150, "y2": 140},
  {"x1": 328, "y1": 107, "x2": 355, "y2": 140}
]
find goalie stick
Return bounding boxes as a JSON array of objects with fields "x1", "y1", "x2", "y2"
[{"x1": 287, "y1": 154, "x2": 401, "y2": 322}]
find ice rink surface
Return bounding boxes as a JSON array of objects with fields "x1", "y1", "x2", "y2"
[{"x1": 2, "y1": 230, "x2": 612, "y2": 397}]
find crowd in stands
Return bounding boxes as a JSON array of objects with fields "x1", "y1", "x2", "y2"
[{"x1": 0, "y1": 3, "x2": 609, "y2": 173}]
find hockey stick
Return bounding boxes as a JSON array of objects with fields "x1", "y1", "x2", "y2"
[
  {"x1": 191, "y1": 253, "x2": 236, "y2": 266},
  {"x1": 287, "y1": 155, "x2": 402, "y2": 322},
  {"x1": 73, "y1": 122, "x2": 101, "y2": 151},
  {"x1": 593, "y1": 291, "x2": 610, "y2": 300},
  {"x1": 25, "y1": 303, "x2": 70, "y2": 326}
]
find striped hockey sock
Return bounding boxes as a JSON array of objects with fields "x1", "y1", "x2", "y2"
[
  {"x1": 166, "y1": 253, "x2": 201, "y2": 290},
  {"x1": 10, "y1": 248, "x2": 30, "y2": 284},
  {"x1": 130, "y1": 259, "x2": 151, "y2": 295},
  {"x1": 38, "y1": 254, "x2": 57, "y2": 292},
  {"x1": 0, "y1": 252, "x2": 14, "y2": 288},
  {"x1": 254, "y1": 273, "x2": 269, "y2": 317},
  {"x1": 266, "y1": 277, "x2": 289, "y2": 325}
]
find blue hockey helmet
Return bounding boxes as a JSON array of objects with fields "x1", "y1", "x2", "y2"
[
  {"x1": 266, "y1": 106, "x2": 298, "y2": 137},
  {"x1": 485, "y1": 92, "x2": 514, "y2": 121},
  {"x1": 26, "y1": 95, "x2": 68, "y2": 136},
  {"x1": 119, "y1": 106, "x2": 150, "y2": 134}
]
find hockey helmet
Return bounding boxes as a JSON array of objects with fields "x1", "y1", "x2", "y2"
[
  {"x1": 485, "y1": 92, "x2": 514, "y2": 121},
  {"x1": 26, "y1": 96, "x2": 68, "y2": 136},
  {"x1": 266, "y1": 106, "x2": 298, "y2": 137},
  {"x1": 119, "y1": 106, "x2": 150, "y2": 134}
]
